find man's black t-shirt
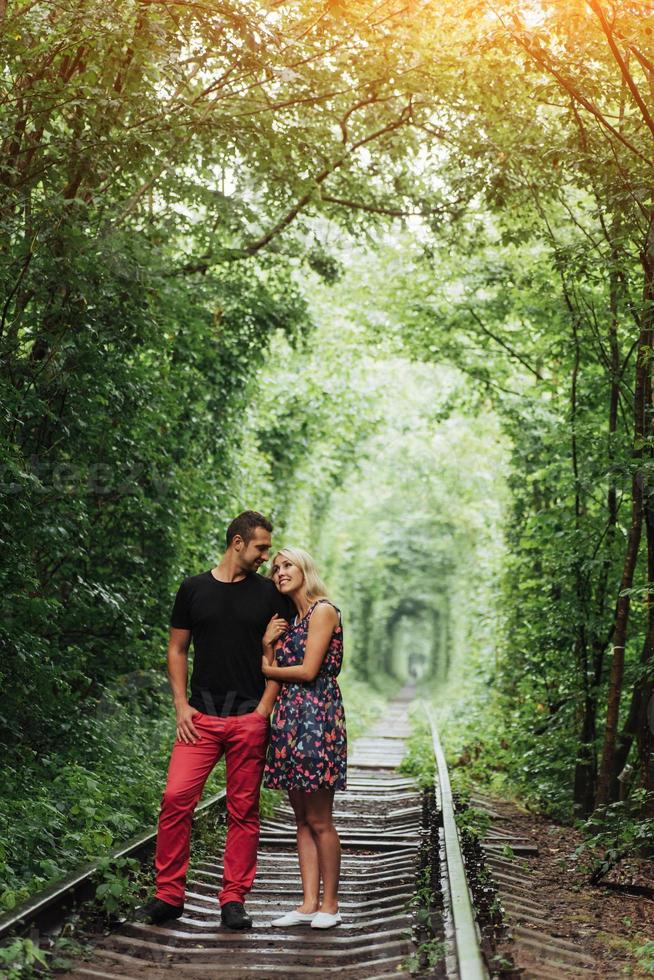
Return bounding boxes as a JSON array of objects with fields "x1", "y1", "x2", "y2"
[{"x1": 170, "y1": 570, "x2": 293, "y2": 716}]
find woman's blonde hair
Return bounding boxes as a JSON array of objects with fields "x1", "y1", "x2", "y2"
[{"x1": 270, "y1": 547, "x2": 330, "y2": 601}]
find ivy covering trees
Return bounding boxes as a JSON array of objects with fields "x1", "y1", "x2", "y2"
[{"x1": 1, "y1": 0, "x2": 653, "y2": 907}]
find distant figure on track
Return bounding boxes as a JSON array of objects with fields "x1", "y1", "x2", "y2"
[
  {"x1": 261, "y1": 547, "x2": 347, "y2": 930},
  {"x1": 135, "y1": 510, "x2": 292, "y2": 931}
]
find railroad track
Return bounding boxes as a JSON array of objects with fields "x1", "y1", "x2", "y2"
[
  {"x1": 56, "y1": 689, "x2": 425, "y2": 979},
  {"x1": 1, "y1": 688, "x2": 603, "y2": 979},
  {"x1": 427, "y1": 715, "x2": 601, "y2": 979}
]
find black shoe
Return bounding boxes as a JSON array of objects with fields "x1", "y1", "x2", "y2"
[
  {"x1": 220, "y1": 901, "x2": 253, "y2": 930},
  {"x1": 134, "y1": 896, "x2": 184, "y2": 924}
]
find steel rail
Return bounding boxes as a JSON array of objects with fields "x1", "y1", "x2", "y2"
[
  {"x1": 425, "y1": 704, "x2": 488, "y2": 980},
  {"x1": 0, "y1": 788, "x2": 226, "y2": 943}
]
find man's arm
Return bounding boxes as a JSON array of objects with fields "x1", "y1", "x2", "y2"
[
  {"x1": 256, "y1": 677, "x2": 282, "y2": 717},
  {"x1": 167, "y1": 627, "x2": 200, "y2": 744},
  {"x1": 259, "y1": 647, "x2": 282, "y2": 713}
]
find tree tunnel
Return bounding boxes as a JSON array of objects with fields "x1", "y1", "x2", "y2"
[{"x1": 382, "y1": 598, "x2": 448, "y2": 684}]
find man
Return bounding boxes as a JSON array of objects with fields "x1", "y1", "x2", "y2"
[{"x1": 136, "y1": 510, "x2": 292, "y2": 930}]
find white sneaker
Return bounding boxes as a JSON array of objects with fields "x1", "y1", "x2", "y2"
[
  {"x1": 270, "y1": 909, "x2": 317, "y2": 927},
  {"x1": 311, "y1": 910, "x2": 342, "y2": 929}
]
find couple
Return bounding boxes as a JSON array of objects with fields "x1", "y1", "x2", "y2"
[{"x1": 135, "y1": 510, "x2": 347, "y2": 931}]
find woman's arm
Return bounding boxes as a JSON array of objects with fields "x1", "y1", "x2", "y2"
[
  {"x1": 257, "y1": 616, "x2": 288, "y2": 714},
  {"x1": 262, "y1": 603, "x2": 338, "y2": 683},
  {"x1": 262, "y1": 615, "x2": 287, "y2": 663}
]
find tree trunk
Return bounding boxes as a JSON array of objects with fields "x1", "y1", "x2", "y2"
[
  {"x1": 612, "y1": 227, "x2": 654, "y2": 812},
  {"x1": 613, "y1": 509, "x2": 654, "y2": 807},
  {"x1": 575, "y1": 224, "x2": 623, "y2": 815},
  {"x1": 569, "y1": 293, "x2": 595, "y2": 816},
  {"x1": 595, "y1": 213, "x2": 654, "y2": 807}
]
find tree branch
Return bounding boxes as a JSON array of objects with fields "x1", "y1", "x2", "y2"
[
  {"x1": 587, "y1": 0, "x2": 654, "y2": 143},
  {"x1": 241, "y1": 105, "x2": 413, "y2": 257},
  {"x1": 506, "y1": 16, "x2": 653, "y2": 167},
  {"x1": 320, "y1": 193, "x2": 453, "y2": 217},
  {"x1": 466, "y1": 308, "x2": 545, "y2": 380}
]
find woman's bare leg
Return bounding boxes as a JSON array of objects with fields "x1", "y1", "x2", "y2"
[
  {"x1": 304, "y1": 787, "x2": 340, "y2": 914},
  {"x1": 287, "y1": 789, "x2": 320, "y2": 912}
]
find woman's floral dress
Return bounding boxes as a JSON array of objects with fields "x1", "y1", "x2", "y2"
[{"x1": 263, "y1": 599, "x2": 347, "y2": 792}]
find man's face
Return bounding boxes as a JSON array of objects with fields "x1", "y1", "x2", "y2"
[{"x1": 235, "y1": 527, "x2": 272, "y2": 573}]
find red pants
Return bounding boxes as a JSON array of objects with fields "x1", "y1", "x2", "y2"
[{"x1": 154, "y1": 709, "x2": 270, "y2": 906}]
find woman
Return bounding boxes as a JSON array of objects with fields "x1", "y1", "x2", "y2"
[{"x1": 260, "y1": 547, "x2": 347, "y2": 930}]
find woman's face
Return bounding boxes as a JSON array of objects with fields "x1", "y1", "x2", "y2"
[{"x1": 271, "y1": 554, "x2": 304, "y2": 594}]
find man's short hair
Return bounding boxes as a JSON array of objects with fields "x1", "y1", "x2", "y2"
[{"x1": 225, "y1": 511, "x2": 273, "y2": 547}]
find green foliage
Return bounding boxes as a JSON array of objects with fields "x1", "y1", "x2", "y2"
[
  {"x1": 0, "y1": 677, "x2": 226, "y2": 911},
  {"x1": 3, "y1": 0, "x2": 425, "y2": 801},
  {"x1": 0, "y1": 938, "x2": 49, "y2": 980},
  {"x1": 572, "y1": 790, "x2": 654, "y2": 882},
  {"x1": 398, "y1": 719, "x2": 435, "y2": 790},
  {"x1": 455, "y1": 806, "x2": 492, "y2": 842},
  {"x1": 404, "y1": 937, "x2": 446, "y2": 975},
  {"x1": 93, "y1": 856, "x2": 143, "y2": 918},
  {"x1": 407, "y1": 866, "x2": 437, "y2": 929},
  {"x1": 404, "y1": 866, "x2": 445, "y2": 975},
  {"x1": 0, "y1": 933, "x2": 90, "y2": 979},
  {"x1": 634, "y1": 940, "x2": 654, "y2": 975}
]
